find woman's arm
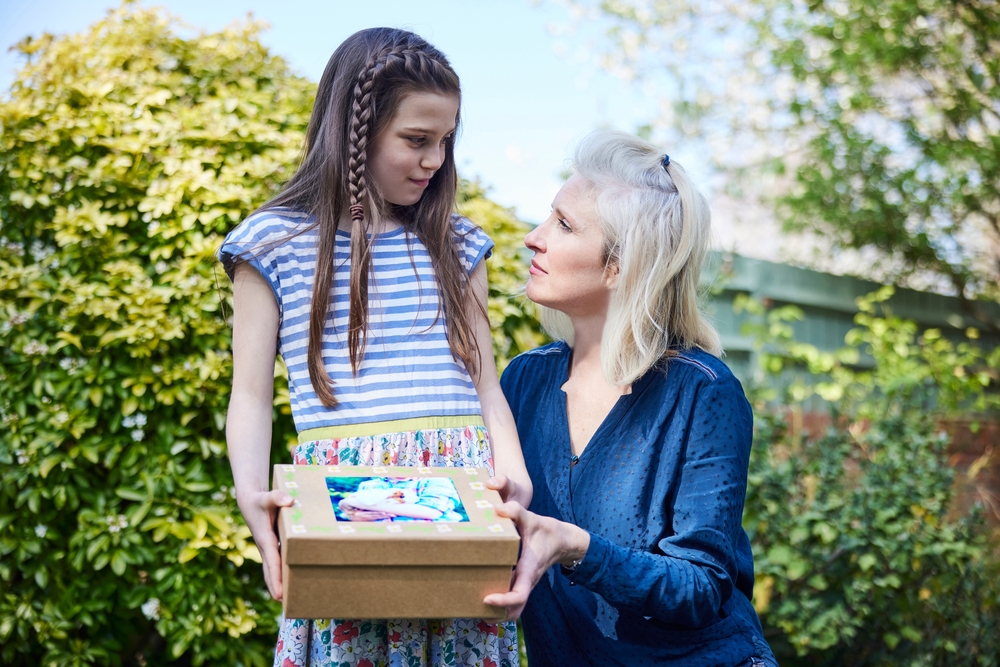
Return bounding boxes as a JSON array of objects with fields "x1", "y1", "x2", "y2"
[
  {"x1": 490, "y1": 377, "x2": 753, "y2": 627},
  {"x1": 466, "y1": 261, "x2": 533, "y2": 507},
  {"x1": 228, "y1": 263, "x2": 292, "y2": 600}
]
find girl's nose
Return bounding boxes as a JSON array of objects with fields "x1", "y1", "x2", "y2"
[{"x1": 421, "y1": 145, "x2": 445, "y2": 171}]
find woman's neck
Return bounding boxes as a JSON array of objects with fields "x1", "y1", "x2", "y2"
[{"x1": 568, "y1": 313, "x2": 605, "y2": 378}]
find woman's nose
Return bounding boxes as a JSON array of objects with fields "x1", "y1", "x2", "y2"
[{"x1": 524, "y1": 223, "x2": 543, "y2": 251}]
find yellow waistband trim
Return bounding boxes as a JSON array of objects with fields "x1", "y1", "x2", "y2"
[{"x1": 298, "y1": 415, "x2": 485, "y2": 444}]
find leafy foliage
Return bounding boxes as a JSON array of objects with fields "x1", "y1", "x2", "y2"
[
  {"x1": 740, "y1": 290, "x2": 1000, "y2": 665},
  {"x1": 567, "y1": 0, "x2": 1000, "y2": 322},
  {"x1": 0, "y1": 5, "x2": 542, "y2": 665},
  {"x1": 457, "y1": 179, "x2": 546, "y2": 373}
]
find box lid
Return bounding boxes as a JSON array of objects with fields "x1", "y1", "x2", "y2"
[{"x1": 274, "y1": 465, "x2": 519, "y2": 567}]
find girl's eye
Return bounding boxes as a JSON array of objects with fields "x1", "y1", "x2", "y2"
[
  {"x1": 407, "y1": 136, "x2": 426, "y2": 146},
  {"x1": 557, "y1": 218, "x2": 571, "y2": 231}
]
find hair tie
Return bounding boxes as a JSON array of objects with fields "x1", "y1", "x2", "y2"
[
  {"x1": 662, "y1": 154, "x2": 671, "y2": 169},
  {"x1": 349, "y1": 204, "x2": 365, "y2": 221}
]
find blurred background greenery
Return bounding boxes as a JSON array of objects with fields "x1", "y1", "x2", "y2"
[{"x1": 1, "y1": 2, "x2": 999, "y2": 666}]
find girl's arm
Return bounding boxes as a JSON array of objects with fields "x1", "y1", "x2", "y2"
[
  {"x1": 466, "y1": 261, "x2": 533, "y2": 507},
  {"x1": 228, "y1": 263, "x2": 292, "y2": 601}
]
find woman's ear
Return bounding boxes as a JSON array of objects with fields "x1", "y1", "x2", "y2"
[{"x1": 603, "y1": 262, "x2": 620, "y2": 290}]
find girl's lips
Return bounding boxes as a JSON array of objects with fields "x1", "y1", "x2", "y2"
[
  {"x1": 409, "y1": 178, "x2": 430, "y2": 187},
  {"x1": 529, "y1": 259, "x2": 546, "y2": 275}
]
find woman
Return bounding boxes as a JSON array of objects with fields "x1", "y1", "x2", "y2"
[{"x1": 485, "y1": 130, "x2": 778, "y2": 666}]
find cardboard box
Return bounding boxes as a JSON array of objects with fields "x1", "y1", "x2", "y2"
[{"x1": 274, "y1": 464, "x2": 519, "y2": 620}]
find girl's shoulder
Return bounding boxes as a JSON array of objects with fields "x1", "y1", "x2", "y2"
[
  {"x1": 217, "y1": 207, "x2": 314, "y2": 282},
  {"x1": 449, "y1": 214, "x2": 494, "y2": 275},
  {"x1": 226, "y1": 207, "x2": 313, "y2": 245}
]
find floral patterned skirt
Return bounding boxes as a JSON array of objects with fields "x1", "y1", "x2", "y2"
[{"x1": 274, "y1": 422, "x2": 519, "y2": 667}]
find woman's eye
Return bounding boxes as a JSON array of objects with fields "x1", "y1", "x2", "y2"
[
  {"x1": 557, "y1": 218, "x2": 571, "y2": 231},
  {"x1": 407, "y1": 136, "x2": 426, "y2": 146}
]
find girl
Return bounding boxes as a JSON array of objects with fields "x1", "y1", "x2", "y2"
[{"x1": 219, "y1": 28, "x2": 529, "y2": 667}]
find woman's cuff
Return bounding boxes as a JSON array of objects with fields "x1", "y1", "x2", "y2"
[{"x1": 560, "y1": 530, "x2": 609, "y2": 585}]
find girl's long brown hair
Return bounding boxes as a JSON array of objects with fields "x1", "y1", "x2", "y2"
[{"x1": 259, "y1": 28, "x2": 478, "y2": 407}]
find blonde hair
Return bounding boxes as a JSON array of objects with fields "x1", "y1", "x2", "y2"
[{"x1": 540, "y1": 129, "x2": 721, "y2": 385}]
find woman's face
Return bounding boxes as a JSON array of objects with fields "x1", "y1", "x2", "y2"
[
  {"x1": 524, "y1": 174, "x2": 614, "y2": 317},
  {"x1": 367, "y1": 91, "x2": 459, "y2": 206}
]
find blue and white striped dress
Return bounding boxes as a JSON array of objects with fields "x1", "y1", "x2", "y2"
[{"x1": 218, "y1": 208, "x2": 519, "y2": 667}]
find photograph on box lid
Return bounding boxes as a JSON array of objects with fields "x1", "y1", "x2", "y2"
[{"x1": 327, "y1": 476, "x2": 471, "y2": 523}]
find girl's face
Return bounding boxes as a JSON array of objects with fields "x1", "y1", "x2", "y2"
[
  {"x1": 524, "y1": 174, "x2": 614, "y2": 317},
  {"x1": 368, "y1": 91, "x2": 459, "y2": 207}
]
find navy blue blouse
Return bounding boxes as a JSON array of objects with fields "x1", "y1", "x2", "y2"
[{"x1": 501, "y1": 342, "x2": 777, "y2": 667}]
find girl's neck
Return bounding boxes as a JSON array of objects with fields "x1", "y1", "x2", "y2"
[{"x1": 337, "y1": 213, "x2": 403, "y2": 236}]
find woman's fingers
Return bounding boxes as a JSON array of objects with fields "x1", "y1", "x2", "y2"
[
  {"x1": 486, "y1": 474, "x2": 513, "y2": 502},
  {"x1": 494, "y1": 500, "x2": 525, "y2": 524}
]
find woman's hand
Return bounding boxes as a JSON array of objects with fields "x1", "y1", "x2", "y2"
[
  {"x1": 486, "y1": 473, "x2": 532, "y2": 507},
  {"x1": 484, "y1": 501, "x2": 590, "y2": 620},
  {"x1": 237, "y1": 489, "x2": 294, "y2": 601}
]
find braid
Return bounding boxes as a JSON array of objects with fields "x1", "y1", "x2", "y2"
[{"x1": 344, "y1": 43, "x2": 422, "y2": 373}]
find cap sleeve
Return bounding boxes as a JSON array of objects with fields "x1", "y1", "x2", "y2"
[
  {"x1": 451, "y1": 214, "x2": 494, "y2": 275},
  {"x1": 216, "y1": 210, "x2": 292, "y2": 303}
]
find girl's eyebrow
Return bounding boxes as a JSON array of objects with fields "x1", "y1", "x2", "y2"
[{"x1": 400, "y1": 125, "x2": 456, "y2": 134}]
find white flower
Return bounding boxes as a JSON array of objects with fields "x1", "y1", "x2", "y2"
[
  {"x1": 133, "y1": 413, "x2": 147, "y2": 427},
  {"x1": 131, "y1": 429, "x2": 144, "y2": 442},
  {"x1": 141, "y1": 598, "x2": 161, "y2": 620},
  {"x1": 15, "y1": 449, "x2": 29, "y2": 464},
  {"x1": 211, "y1": 491, "x2": 226, "y2": 503},
  {"x1": 122, "y1": 415, "x2": 135, "y2": 427},
  {"x1": 1, "y1": 239, "x2": 25, "y2": 255},
  {"x1": 53, "y1": 411, "x2": 70, "y2": 426},
  {"x1": 35, "y1": 525, "x2": 48, "y2": 538},
  {"x1": 22, "y1": 340, "x2": 49, "y2": 356},
  {"x1": 10, "y1": 311, "x2": 29, "y2": 325},
  {"x1": 106, "y1": 514, "x2": 129, "y2": 533}
]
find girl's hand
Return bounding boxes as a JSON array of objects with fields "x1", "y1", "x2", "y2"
[
  {"x1": 483, "y1": 501, "x2": 590, "y2": 621},
  {"x1": 486, "y1": 473, "x2": 531, "y2": 507},
  {"x1": 237, "y1": 489, "x2": 294, "y2": 600}
]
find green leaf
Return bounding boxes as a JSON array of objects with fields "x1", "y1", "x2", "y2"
[
  {"x1": 858, "y1": 553, "x2": 878, "y2": 572},
  {"x1": 115, "y1": 488, "x2": 146, "y2": 502},
  {"x1": 110, "y1": 551, "x2": 126, "y2": 576},
  {"x1": 39, "y1": 456, "x2": 61, "y2": 479}
]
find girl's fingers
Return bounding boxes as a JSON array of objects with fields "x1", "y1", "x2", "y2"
[{"x1": 258, "y1": 489, "x2": 294, "y2": 509}]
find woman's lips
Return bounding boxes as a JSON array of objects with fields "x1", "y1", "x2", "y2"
[
  {"x1": 529, "y1": 259, "x2": 546, "y2": 275},
  {"x1": 410, "y1": 178, "x2": 430, "y2": 187}
]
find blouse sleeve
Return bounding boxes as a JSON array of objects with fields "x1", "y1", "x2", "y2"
[
  {"x1": 216, "y1": 212, "x2": 285, "y2": 304},
  {"x1": 565, "y1": 375, "x2": 753, "y2": 628},
  {"x1": 452, "y1": 215, "x2": 494, "y2": 275}
]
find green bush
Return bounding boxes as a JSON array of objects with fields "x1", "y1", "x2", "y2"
[
  {"x1": 0, "y1": 5, "x2": 542, "y2": 665},
  {"x1": 742, "y1": 290, "x2": 1000, "y2": 665}
]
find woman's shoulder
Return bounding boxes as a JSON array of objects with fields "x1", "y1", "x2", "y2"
[
  {"x1": 662, "y1": 347, "x2": 737, "y2": 386},
  {"x1": 502, "y1": 341, "x2": 569, "y2": 380}
]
